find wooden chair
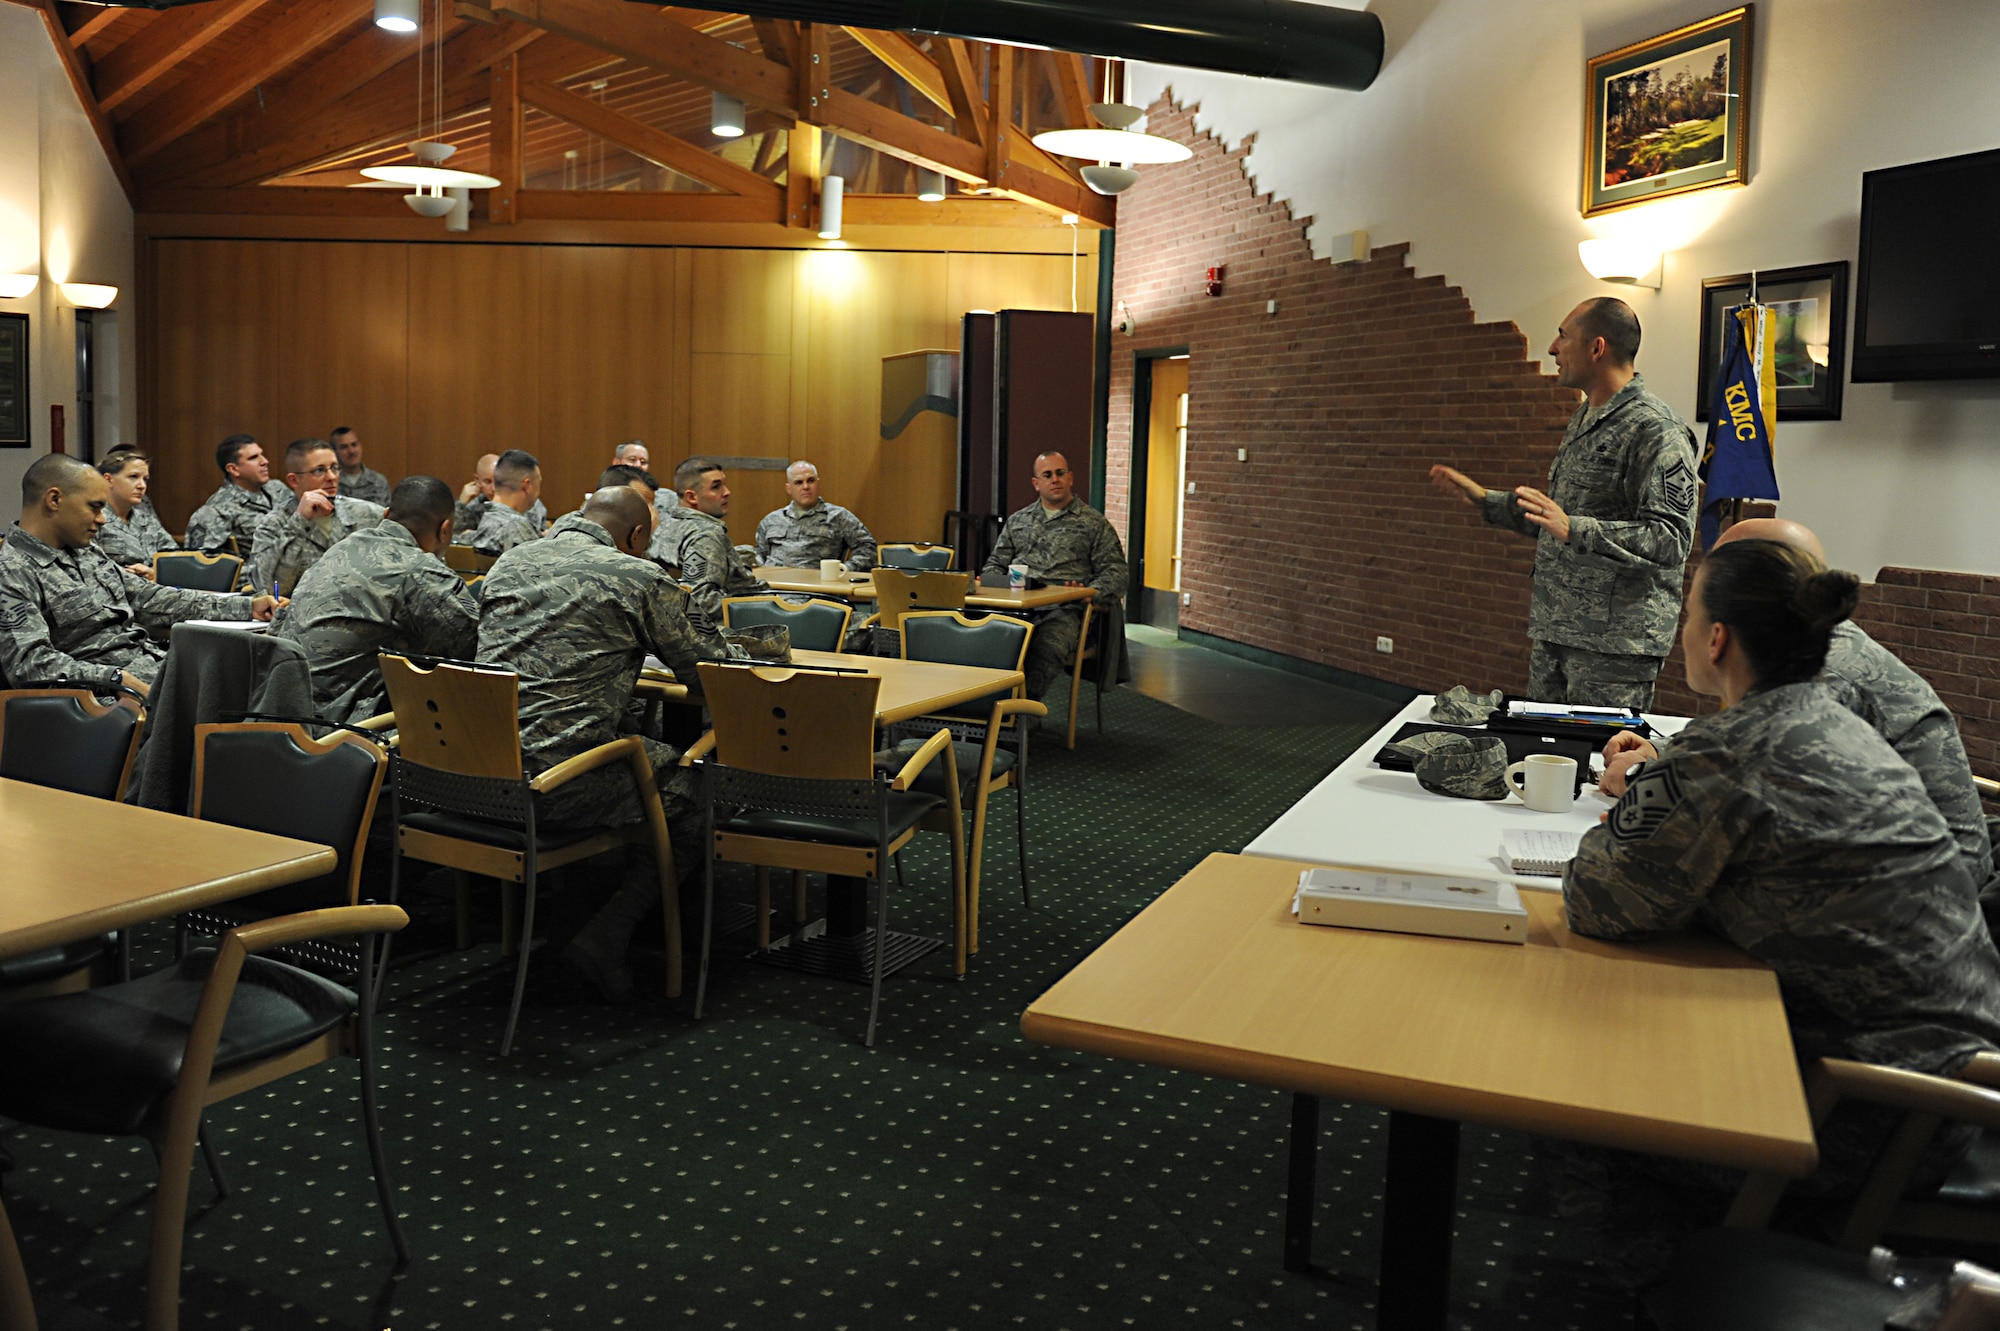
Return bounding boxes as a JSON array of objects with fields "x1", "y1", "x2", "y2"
[
  {"x1": 376, "y1": 652, "x2": 683, "y2": 1054},
  {"x1": 685, "y1": 662, "x2": 963, "y2": 1047},
  {"x1": 0, "y1": 903, "x2": 410, "y2": 1331},
  {"x1": 0, "y1": 688, "x2": 147, "y2": 997},
  {"x1": 723, "y1": 594, "x2": 853, "y2": 652},
  {"x1": 1062, "y1": 599, "x2": 1102, "y2": 750},
  {"x1": 877, "y1": 543, "x2": 956, "y2": 571},
  {"x1": 153, "y1": 550, "x2": 243, "y2": 593},
  {"x1": 860, "y1": 567, "x2": 970, "y2": 655},
  {"x1": 445, "y1": 544, "x2": 497, "y2": 576},
  {"x1": 892, "y1": 611, "x2": 1046, "y2": 955}
]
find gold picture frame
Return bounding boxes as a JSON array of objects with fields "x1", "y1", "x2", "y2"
[{"x1": 1583, "y1": 6, "x2": 1752, "y2": 218}]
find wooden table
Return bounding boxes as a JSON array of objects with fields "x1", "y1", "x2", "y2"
[
  {"x1": 1021, "y1": 852, "x2": 1816, "y2": 1331},
  {"x1": 0, "y1": 778, "x2": 339, "y2": 1331},
  {"x1": 1246, "y1": 694, "x2": 1690, "y2": 893},
  {"x1": 752, "y1": 565, "x2": 1095, "y2": 614}
]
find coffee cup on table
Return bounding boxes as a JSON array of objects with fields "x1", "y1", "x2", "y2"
[
  {"x1": 1506, "y1": 754, "x2": 1577, "y2": 813},
  {"x1": 820, "y1": 559, "x2": 845, "y2": 579},
  {"x1": 1008, "y1": 563, "x2": 1029, "y2": 590}
]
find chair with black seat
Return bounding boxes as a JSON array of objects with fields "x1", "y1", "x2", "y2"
[
  {"x1": 376, "y1": 652, "x2": 682, "y2": 1055},
  {"x1": 0, "y1": 688, "x2": 147, "y2": 996},
  {"x1": 722, "y1": 594, "x2": 852, "y2": 652},
  {"x1": 153, "y1": 550, "x2": 243, "y2": 593},
  {"x1": 0, "y1": 902, "x2": 410, "y2": 1331},
  {"x1": 877, "y1": 543, "x2": 955, "y2": 571},
  {"x1": 890, "y1": 611, "x2": 1045, "y2": 957},
  {"x1": 858, "y1": 567, "x2": 969, "y2": 656},
  {"x1": 686, "y1": 661, "x2": 963, "y2": 1047}
]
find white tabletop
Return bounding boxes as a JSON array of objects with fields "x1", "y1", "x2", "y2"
[{"x1": 1243, "y1": 695, "x2": 1688, "y2": 893}]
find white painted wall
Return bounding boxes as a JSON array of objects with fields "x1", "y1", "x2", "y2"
[
  {"x1": 1130, "y1": 0, "x2": 2000, "y2": 579},
  {"x1": 0, "y1": 5, "x2": 137, "y2": 513}
]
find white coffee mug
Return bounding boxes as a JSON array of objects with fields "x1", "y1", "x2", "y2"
[
  {"x1": 820, "y1": 559, "x2": 845, "y2": 579},
  {"x1": 1008, "y1": 563, "x2": 1029, "y2": 589},
  {"x1": 1505, "y1": 753, "x2": 1577, "y2": 813}
]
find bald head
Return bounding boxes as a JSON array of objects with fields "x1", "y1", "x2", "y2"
[
  {"x1": 1712, "y1": 517, "x2": 1826, "y2": 566},
  {"x1": 580, "y1": 485, "x2": 654, "y2": 554}
]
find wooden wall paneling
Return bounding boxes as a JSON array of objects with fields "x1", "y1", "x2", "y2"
[
  {"x1": 688, "y1": 247, "x2": 795, "y2": 354},
  {"x1": 276, "y1": 241, "x2": 410, "y2": 485},
  {"x1": 536, "y1": 245, "x2": 679, "y2": 519},
  {"x1": 667, "y1": 247, "x2": 695, "y2": 459},
  {"x1": 943, "y1": 250, "x2": 1097, "y2": 326},
  {"x1": 798, "y1": 248, "x2": 953, "y2": 544},
  {"x1": 405, "y1": 244, "x2": 544, "y2": 497},
  {"x1": 147, "y1": 239, "x2": 287, "y2": 528},
  {"x1": 686, "y1": 353, "x2": 793, "y2": 546}
]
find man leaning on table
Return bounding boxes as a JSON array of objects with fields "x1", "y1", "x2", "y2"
[
  {"x1": 1598, "y1": 517, "x2": 1996, "y2": 906},
  {"x1": 0, "y1": 454, "x2": 278, "y2": 696},
  {"x1": 980, "y1": 450, "x2": 1127, "y2": 698},
  {"x1": 653, "y1": 457, "x2": 767, "y2": 648},
  {"x1": 477, "y1": 485, "x2": 726, "y2": 1003},
  {"x1": 755, "y1": 460, "x2": 876, "y2": 572},
  {"x1": 1429, "y1": 296, "x2": 1698, "y2": 710}
]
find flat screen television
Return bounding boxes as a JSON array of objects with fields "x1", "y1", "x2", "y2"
[{"x1": 1852, "y1": 147, "x2": 2000, "y2": 381}]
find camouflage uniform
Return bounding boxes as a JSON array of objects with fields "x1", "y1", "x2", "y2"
[
  {"x1": 452, "y1": 495, "x2": 547, "y2": 538},
  {"x1": 338, "y1": 465, "x2": 392, "y2": 506},
  {"x1": 1481, "y1": 373, "x2": 1698, "y2": 709},
  {"x1": 460, "y1": 502, "x2": 541, "y2": 558},
  {"x1": 981, "y1": 498, "x2": 1128, "y2": 697},
  {"x1": 270, "y1": 522, "x2": 477, "y2": 725},
  {"x1": 653, "y1": 506, "x2": 767, "y2": 648},
  {"x1": 478, "y1": 512, "x2": 722, "y2": 836},
  {"x1": 0, "y1": 524, "x2": 252, "y2": 690},
  {"x1": 184, "y1": 478, "x2": 295, "y2": 555},
  {"x1": 754, "y1": 500, "x2": 877, "y2": 571},
  {"x1": 248, "y1": 494, "x2": 385, "y2": 597},
  {"x1": 94, "y1": 500, "x2": 179, "y2": 569}
]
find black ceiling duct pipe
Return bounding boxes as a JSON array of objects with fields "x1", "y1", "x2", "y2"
[{"x1": 654, "y1": 0, "x2": 1385, "y2": 92}]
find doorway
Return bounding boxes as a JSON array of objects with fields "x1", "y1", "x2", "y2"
[{"x1": 1127, "y1": 351, "x2": 1189, "y2": 629}]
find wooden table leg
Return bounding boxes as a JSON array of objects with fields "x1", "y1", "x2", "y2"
[
  {"x1": 1377, "y1": 1109, "x2": 1458, "y2": 1331},
  {"x1": 0, "y1": 1193, "x2": 37, "y2": 1331}
]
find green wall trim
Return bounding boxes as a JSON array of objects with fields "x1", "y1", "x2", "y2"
[{"x1": 1174, "y1": 628, "x2": 1420, "y2": 705}]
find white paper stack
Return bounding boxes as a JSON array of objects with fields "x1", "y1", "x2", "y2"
[{"x1": 1293, "y1": 866, "x2": 1527, "y2": 944}]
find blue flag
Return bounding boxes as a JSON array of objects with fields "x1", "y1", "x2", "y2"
[{"x1": 1699, "y1": 309, "x2": 1780, "y2": 549}]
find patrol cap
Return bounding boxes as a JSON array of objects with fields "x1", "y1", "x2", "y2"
[
  {"x1": 1412, "y1": 734, "x2": 1510, "y2": 801},
  {"x1": 1429, "y1": 685, "x2": 1503, "y2": 727}
]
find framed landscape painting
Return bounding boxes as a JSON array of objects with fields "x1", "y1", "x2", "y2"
[
  {"x1": 1696, "y1": 262, "x2": 1849, "y2": 423},
  {"x1": 1583, "y1": 7, "x2": 1752, "y2": 217}
]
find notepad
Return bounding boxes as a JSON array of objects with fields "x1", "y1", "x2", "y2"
[
  {"x1": 1500, "y1": 829, "x2": 1582, "y2": 877},
  {"x1": 1293, "y1": 867, "x2": 1526, "y2": 944},
  {"x1": 178, "y1": 619, "x2": 269, "y2": 633}
]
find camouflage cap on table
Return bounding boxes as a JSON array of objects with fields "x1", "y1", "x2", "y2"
[
  {"x1": 1430, "y1": 685, "x2": 1504, "y2": 726},
  {"x1": 722, "y1": 623, "x2": 791, "y2": 662},
  {"x1": 1411, "y1": 734, "x2": 1510, "y2": 801}
]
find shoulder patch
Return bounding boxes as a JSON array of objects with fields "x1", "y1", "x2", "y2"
[
  {"x1": 1608, "y1": 763, "x2": 1686, "y2": 842},
  {"x1": 1660, "y1": 457, "x2": 1697, "y2": 514}
]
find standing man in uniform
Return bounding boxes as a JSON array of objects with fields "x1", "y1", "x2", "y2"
[
  {"x1": 755, "y1": 460, "x2": 876, "y2": 571},
  {"x1": 1429, "y1": 296, "x2": 1699, "y2": 709},
  {"x1": 272, "y1": 475, "x2": 477, "y2": 725},
  {"x1": 477, "y1": 485, "x2": 726, "y2": 1002},
  {"x1": 654, "y1": 457, "x2": 767, "y2": 648},
  {"x1": 331, "y1": 426, "x2": 392, "y2": 506},
  {"x1": 980, "y1": 450, "x2": 1127, "y2": 698},
  {"x1": 185, "y1": 434, "x2": 293, "y2": 555},
  {"x1": 249, "y1": 437, "x2": 385, "y2": 596}
]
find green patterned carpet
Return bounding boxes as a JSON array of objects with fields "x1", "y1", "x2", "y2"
[{"x1": 6, "y1": 669, "x2": 1657, "y2": 1330}]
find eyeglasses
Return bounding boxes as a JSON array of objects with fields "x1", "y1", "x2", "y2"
[
  {"x1": 299, "y1": 464, "x2": 340, "y2": 479},
  {"x1": 1036, "y1": 468, "x2": 1070, "y2": 479}
]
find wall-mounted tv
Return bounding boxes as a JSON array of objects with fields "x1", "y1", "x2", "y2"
[{"x1": 1852, "y1": 146, "x2": 2000, "y2": 382}]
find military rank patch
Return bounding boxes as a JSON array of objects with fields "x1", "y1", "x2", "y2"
[
  {"x1": 1660, "y1": 458, "x2": 1697, "y2": 514},
  {"x1": 1608, "y1": 764, "x2": 1685, "y2": 842}
]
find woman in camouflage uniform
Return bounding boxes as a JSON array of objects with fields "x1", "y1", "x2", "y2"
[{"x1": 93, "y1": 449, "x2": 180, "y2": 580}]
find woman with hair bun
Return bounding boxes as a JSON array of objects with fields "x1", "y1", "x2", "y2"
[
  {"x1": 1562, "y1": 539, "x2": 2000, "y2": 1227},
  {"x1": 93, "y1": 449, "x2": 180, "y2": 579}
]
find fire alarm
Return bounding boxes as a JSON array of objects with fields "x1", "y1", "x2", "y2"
[{"x1": 1205, "y1": 265, "x2": 1224, "y2": 297}]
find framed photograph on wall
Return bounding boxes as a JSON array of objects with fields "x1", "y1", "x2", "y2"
[
  {"x1": 1583, "y1": 7, "x2": 1752, "y2": 217},
  {"x1": 1696, "y1": 262, "x2": 1850, "y2": 423},
  {"x1": 0, "y1": 313, "x2": 26, "y2": 447}
]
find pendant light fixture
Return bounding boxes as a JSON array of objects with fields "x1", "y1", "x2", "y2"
[
  {"x1": 711, "y1": 91, "x2": 746, "y2": 139},
  {"x1": 373, "y1": 0, "x2": 418, "y2": 32},
  {"x1": 916, "y1": 168, "x2": 946, "y2": 203},
  {"x1": 359, "y1": 0, "x2": 499, "y2": 219},
  {"x1": 1030, "y1": 62, "x2": 1188, "y2": 196},
  {"x1": 818, "y1": 176, "x2": 844, "y2": 240}
]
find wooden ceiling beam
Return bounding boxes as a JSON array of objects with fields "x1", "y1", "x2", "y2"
[
  {"x1": 489, "y1": 0, "x2": 793, "y2": 109},
  {"x1": 841, "y1": 28, "x2": 951, "y2": 117},
  {"x1": 120, "y1": 0, "x2": 374, "y2": 166},
  {"x1": 520, "y1": 78, "x2": 781, "y2": 206},
  {"x1": 95, "y1": 0, "x2": 269, "y2": 114},
  {"x1": 984, "y1": 43, "x2": 1011, "y2": 188},
  {"x1": 518, "y1": 189, "x2": 781, "y2": 224},
  {"x1": 750, "y1": 16, "x2": 795, "y2": 67},
  {"x1": 488, "y1": 50, "x2": 521, "y2": 223},
  {"x1": 1050, "y1": 52, "x2": 1091, "y2": 131},
  {"x1": 934, "y1": 38, "x2": 985, "y2": 148},
  {"x1": 64, "y1": 5, "x2": 126, "y2": 47},
  {"x1": 22, "y1": 0, "x2": 134, "y2": 203}
]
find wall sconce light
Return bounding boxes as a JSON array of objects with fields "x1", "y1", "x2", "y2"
[
  {"x1": 0, "y1": 274, "x2": 37, "y2": 299},
  {"x1": 60, "y1": 282, "x2": 117, "y2": 308},
  {"x1": 373, "y1": 0, "x2": 418, "y2": 32},
  {"x1": 916, "y1": 169, "x2": 946, "y2": 203},
  {"x1": 1578, "y1": 238, "x2": 1663, "y2": 289},
  {"x1": 818, "y1": 175, "x2": 844, "y2": 240},
  {"x1": 711, "y1": 91, "x2": 745, "y2": 139}
]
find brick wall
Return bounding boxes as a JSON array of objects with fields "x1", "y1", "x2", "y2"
[{"x1": 1109, "y1": 97, "x2": 2000, "y2": 778}]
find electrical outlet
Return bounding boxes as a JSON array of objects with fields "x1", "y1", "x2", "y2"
[
  {"x1": 1181, "y1": 592, "x2": 1192, "y2": 607},
  {"x1": 1376, "y1": 636, "x2": 1394, "y2": 654},
  {"x1": 1186, "y1": 481, "x2": 1196, "y2": 494},
  {"x1": 1236, "y1": 448, "x2": 1247, "y2": 462}
]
